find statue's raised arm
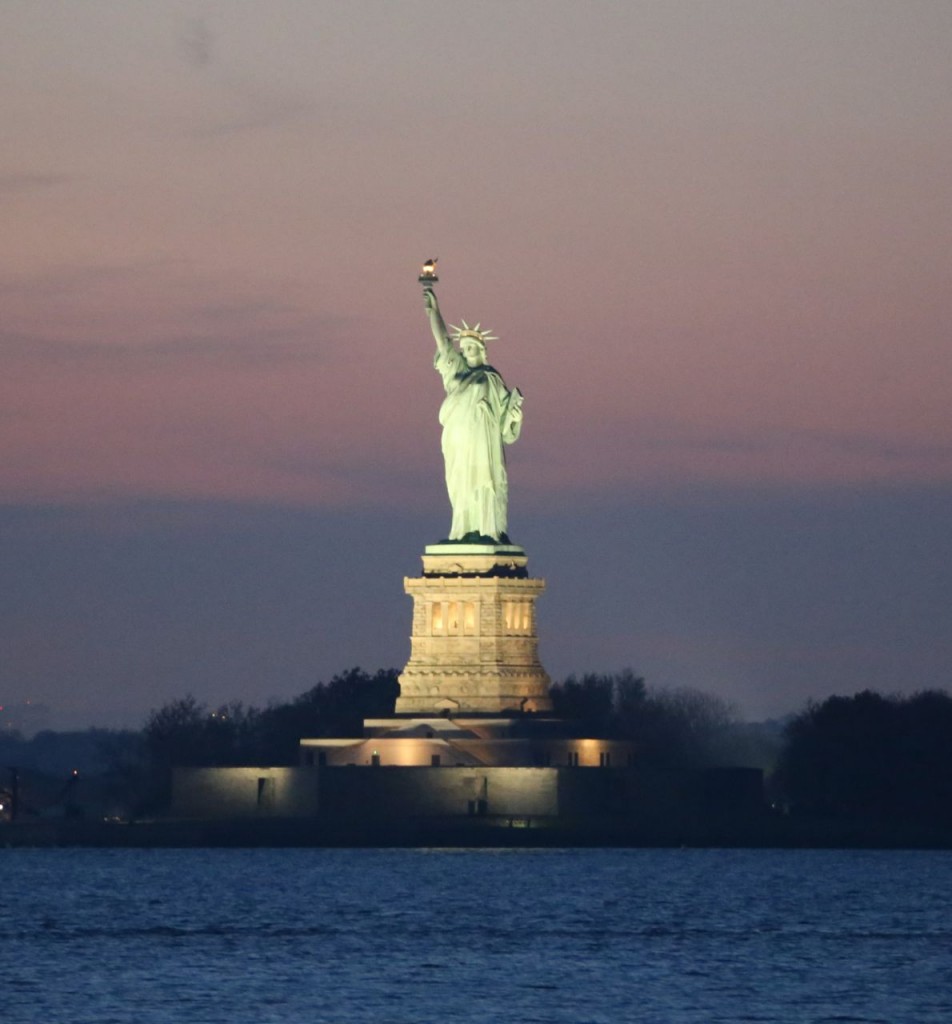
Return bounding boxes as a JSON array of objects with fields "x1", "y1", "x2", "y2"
[
  {"x1": 424, "y1": 282, "x2": 522, "y2": 545},
  {"x1": 423, "y1": 288, "x2": 452, "y2": 355}
]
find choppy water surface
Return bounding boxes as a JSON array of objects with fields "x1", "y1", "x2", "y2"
[{"x1": 5, "y1": 847, "x2": 952, "y2": 1023}]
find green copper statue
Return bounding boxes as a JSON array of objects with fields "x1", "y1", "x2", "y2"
[{"x1": 423, "y1": 286, "x2": 523, "y2": 543}]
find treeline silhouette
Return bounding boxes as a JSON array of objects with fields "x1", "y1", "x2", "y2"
[
  {"x1": 549, "y1": 670, "x2": 771, "y2": 769},
  {"x1": 0, "y1": 668, "x2": 400, "y2": 816},
  {"x1": 775, "y1": 689, "x2": 952, "y2": 825},
  {"x1": 142, "y1": 669, "x2": 773, "y2": 776},
  {"x1": 143, "y1": 667, "x2": 400, "y2": 770},
  {"x1": 3, "y1": 672, "x2": 951, "y2": 828}
]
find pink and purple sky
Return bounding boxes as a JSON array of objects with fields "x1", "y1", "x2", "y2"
[{"x1": 2, "y1": 2, "x2": 951, "y2": 729}]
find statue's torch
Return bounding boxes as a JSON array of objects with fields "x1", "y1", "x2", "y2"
[{"x1": 418, "y1": 258, "x2": 439, "y2": 291}]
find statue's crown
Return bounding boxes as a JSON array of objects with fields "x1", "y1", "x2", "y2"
[{"x1": 449, "y1": 320, "x2": 499, "y2": 345}]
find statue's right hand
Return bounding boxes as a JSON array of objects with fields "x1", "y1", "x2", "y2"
[{"x1": 423, "y1": 288, "x2": 439, "y2": 314}]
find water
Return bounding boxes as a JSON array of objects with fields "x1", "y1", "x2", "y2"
[{"x1": 4, "y1": 847, "x2": 951, "y2": 1023}]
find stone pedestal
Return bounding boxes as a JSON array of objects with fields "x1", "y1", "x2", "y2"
[{"x1": 396, "y1": 544, "x2": 553, "y2": 714}]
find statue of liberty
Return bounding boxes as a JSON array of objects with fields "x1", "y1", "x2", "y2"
[{"x1": 423, "y1": 285, "x2": 523, "y2": 543}]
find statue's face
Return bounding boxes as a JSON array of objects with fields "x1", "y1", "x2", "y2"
[{"x1": 462, "y1": 340, "x2": 486, "y2": 367}]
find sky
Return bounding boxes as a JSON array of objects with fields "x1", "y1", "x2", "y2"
[{"x1": 2, "y1": 1, "x2": 951, "y2": 730}]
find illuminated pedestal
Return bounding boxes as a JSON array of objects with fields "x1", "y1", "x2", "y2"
[{"x1": 395, "y1": 544, "x2": 553, "y2": 714}]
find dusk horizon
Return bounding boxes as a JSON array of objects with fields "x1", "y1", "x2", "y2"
[{"x1": 3, "y1": 2, "x2": 951, "y2": 732}]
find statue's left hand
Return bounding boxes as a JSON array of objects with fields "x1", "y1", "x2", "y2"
[{"x1": 508, "y1": 389, "x2": 524, "y2": 421}]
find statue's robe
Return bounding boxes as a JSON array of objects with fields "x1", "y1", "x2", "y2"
[{"x1": 435, "y1": 346, "x2": 522, "y2": 541}]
